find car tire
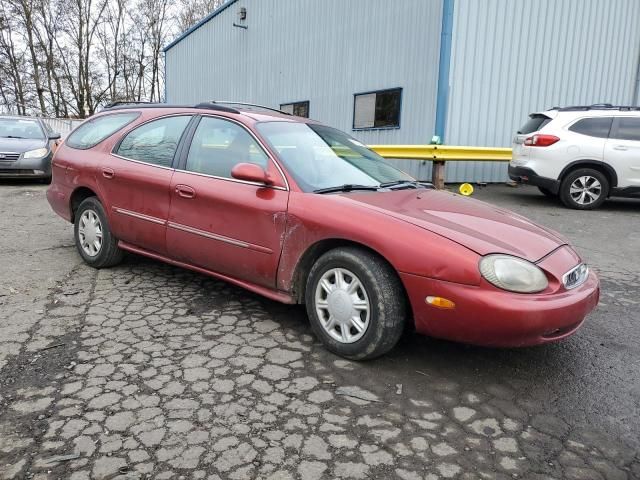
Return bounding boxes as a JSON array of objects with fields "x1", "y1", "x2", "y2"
[
  {"x1": 74, "y1": 197, "x2": 124, "y2": 268},
  {"x1": 537, "y1": 186, "x2": 556, "y2": 198},
  {"x1": 559, "y1": 168, "x2": 609, "y2": 210},
  {"x1": 305, "y1": 247, "x2": 406, "y2": 360}
]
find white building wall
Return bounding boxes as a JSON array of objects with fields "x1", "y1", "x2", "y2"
[
  {"x1": 165, "y1": 0, "x2": 443, "y2": 181},
  {"x1": 445, "y1": 0, "x2": 640, "y2": 182}
]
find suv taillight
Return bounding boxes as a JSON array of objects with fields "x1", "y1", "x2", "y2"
[{"x1": 524, "y1": 134, "x2": 560, "y2": 147}]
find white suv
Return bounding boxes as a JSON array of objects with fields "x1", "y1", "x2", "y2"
[{"x1": 509, "y1": 104, "x2": 640, "y2": 209}]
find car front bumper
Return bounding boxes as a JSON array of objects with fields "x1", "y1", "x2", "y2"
[
  {"x1": 0, "y1": 153, "x2": 52, "y2": 178},
  {"x1": 400, "y1": 269, "x2": 600, "y2": 347},
  {"x1": 508, "y1": 165, "x2": 560, "y2": 194}
]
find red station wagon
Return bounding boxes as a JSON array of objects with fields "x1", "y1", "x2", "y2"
[{"x1": 47, "y1": 102, "x2": 600, "y2": 360}]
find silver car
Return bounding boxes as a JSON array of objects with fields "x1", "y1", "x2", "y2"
[{"x1": 0, "y1": 115, "x2": 61, "y2": 182}]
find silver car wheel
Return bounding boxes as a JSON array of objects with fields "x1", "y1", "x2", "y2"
[
  {"x1": 569, "y1": 175, "x2": 601, "y2": 205},
  {"x1": 78, "y1": 209, "x2": 103, "y2": 257},
  {"x1": 314, "y1": 267, "x2": 370, "y2": 344}
]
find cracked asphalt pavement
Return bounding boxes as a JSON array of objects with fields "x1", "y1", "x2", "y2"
[{"x1": 0, "y1": 182, "x2": 638, "y2": 480}]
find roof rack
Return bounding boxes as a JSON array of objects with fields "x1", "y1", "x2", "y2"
[
  {"x1": 557, "y1": 104, "x2": 640, "y2": 112},
  {"x1": 102, "y1": 100, "x2": 288, "y2": 115},
  {"x1": 101, "y1": 101, "x2": 240, "y2": 114},
  {"x1": 209, "y1": 101, "x2": 291, "y2": 115},
  {"x1": 103, "y1": 101, "x2": 159, "y2": 109}
]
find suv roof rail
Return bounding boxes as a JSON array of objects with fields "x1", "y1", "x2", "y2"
[
  {"x1": 208, "y1": 101, "x2": 291, "y2": 115},
  {"x1": 557, "y1": 104, "x2": 640, "y2": 112}
]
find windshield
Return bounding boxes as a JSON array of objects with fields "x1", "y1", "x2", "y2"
[
  {"x1": 0, "y1": 117, "x2": 44, "y2": 140},
  {"x1": 256, "y1": 121, "x2": 414, "y2": 192}
]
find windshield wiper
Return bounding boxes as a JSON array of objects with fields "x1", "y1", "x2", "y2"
[
  {"x1": 313, "y1": 184, "x2": 380, "y2": 194},
  {"x1": 379, "y1": 180, "x2": 432, "y2": 189},
  {"x1": 1, "y1": 135, "x2": 27, "y2": 139}
]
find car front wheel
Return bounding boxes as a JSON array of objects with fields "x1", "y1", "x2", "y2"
[
  {"x1": 74, "y1": 197, "x2": 124, "y2": 268},
  {"x1": 305, "y1": 247, "x2": 406, "y2": 360},
  {"x1": 559, "y1": 168, "x2": 609, "y2": 210}
]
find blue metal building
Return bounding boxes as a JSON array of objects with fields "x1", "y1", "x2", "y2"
[{"x1": 164, "y1": 0, "x2": 640, "y2": 183}]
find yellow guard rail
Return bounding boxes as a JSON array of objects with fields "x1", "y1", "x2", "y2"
[{"x1": 369, "y1": 145, "x2": 512, "y2": 189}]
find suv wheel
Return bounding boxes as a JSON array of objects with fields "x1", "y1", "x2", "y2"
[
  {"x1": 74, "y1": 197, "x2": 124, "y2": 268},
  {"x1": 560, "y1": 168, "x2": 609, "y2": 210},
  {"x1": 305, "y1": 247, "x2": 406, "y2": 360}
]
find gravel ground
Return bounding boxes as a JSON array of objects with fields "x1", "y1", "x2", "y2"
[{"x1": 0, "y1": 182, "x2": 638, "y2": 480}]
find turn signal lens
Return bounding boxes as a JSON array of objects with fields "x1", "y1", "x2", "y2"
[{"x1": 425, "y1": 296, "x2": 456, "y2": 309}]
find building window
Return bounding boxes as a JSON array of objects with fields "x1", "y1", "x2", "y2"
[
  {"x1": 353, "y1": 88, "x2": 402, "y2": 130},
  {"x1": 280, "y1": 101, "x2": 309, "y2": 118}
]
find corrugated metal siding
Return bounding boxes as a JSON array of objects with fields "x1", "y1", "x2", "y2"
[
  {"x1": 445, "y1": 0, "x2": 640, "y2": 183},
  {"x1": 165, "y1": 0, "x2": 443, "y2": 181}
]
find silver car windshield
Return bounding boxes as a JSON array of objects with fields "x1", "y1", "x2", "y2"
[
  {"x1": 0, "y1": 118, "x2": 44, "y2": 140},
  {"x1": 256, "y1": 121, "x2": 414, "y2": 192}
]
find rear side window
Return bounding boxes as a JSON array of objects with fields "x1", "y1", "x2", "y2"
[
  {"x1": 66, "y1": 113, "x2": 139, "y2": 149},
  {"x1": 612, "y1": 117, "x2": 640, "y2": 141},
  {"x1": 569, "y1": 117, "x2": 613, "y2": 138},
  {"x1": 517, "y1": 114, "x2": 551, "y2": 134},
  {"x1": 115, "y1": 116, "x2": 191, "y2": 167}
]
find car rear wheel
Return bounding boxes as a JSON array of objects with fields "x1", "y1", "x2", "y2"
[
  {"x1": 305, "y1": 247, "x2": 406, "y2": 360},
  {"x1": 74, "y1": 197, "x2": 124, "y2": 268},
  {"x1": 560, "y1": 168, "x2": 609, "y2": 210}
]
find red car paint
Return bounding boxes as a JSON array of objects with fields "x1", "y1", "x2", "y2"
[{"x1": 47, "y1": 106, "x2": 599, "y2": 347}]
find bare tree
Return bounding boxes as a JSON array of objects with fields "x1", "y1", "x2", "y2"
[
  {"x1": 0, "y1": 0, "x2": 215, "y2": 116},
  {"x1": 0, "y1": 5, "x2": 28, "y2": 114},
  {"x1": 177, "y1": 0, "x2": 223, "y2": 33}
]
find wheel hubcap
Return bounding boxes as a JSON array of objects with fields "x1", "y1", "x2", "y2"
[
  {"x1": 78, "y1": 209, "x2": 103, "y2": 257},
  {"x1": 569, "y1": 176, "x2": 601, "y2": 205},
  {"x1": 315, "y1": 268, "x2": 370, "y2": 344}
]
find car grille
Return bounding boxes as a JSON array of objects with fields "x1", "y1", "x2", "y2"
[
  {"x1": 563, "y1": 263, "x2": 589, "y2": 290},
  {"x1": 0, "y1": 152, "x2": 20, "y2": 162}
]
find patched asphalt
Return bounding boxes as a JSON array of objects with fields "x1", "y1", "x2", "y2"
[{"x1": 0, "y1": 182, "x2": 638, "y2": 480}]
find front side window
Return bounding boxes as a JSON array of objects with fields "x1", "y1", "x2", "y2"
[
  {"x1": 0, "y1": 117, "x2": 45, "y2": 140},
  {"x1": 612, "y1": 117, "x2": 640, "y2": 141},
  {"x1": 353, "y1": 88, "x2": 402, "y2": 130},
  {"x1": 280, "y1": 101, "x2": 309, "y2": 118},
  {"x1": 116, "y1": 116, "x2": 191, "y2": 167},
  {"x1": 256, "y1": 121, "x2": 413, "y2": 192},
  {"x1": 66, "y1": 113, "x2": 139, "y2": 149},
  {"x1": 569, "y1": 117, "x2": 613, "y2": 138},
  {"x1": 185, "y1": 116, "x2": 268, "y2": 178}
]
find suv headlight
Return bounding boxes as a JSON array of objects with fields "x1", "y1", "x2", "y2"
[
  {"x1": 479, "y1": 254, "x2": 548, "y2": 293},
  {"x1": 23, "y1": 148, "x2": 48, "y2": 159}
]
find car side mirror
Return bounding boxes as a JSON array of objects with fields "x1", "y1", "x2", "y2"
[
  {"x1": 231, "y1": 163, "x2": 272, "y2": 185},
  {"x1": 49, "y1": 132, "x2": 61, "y2": 140}
]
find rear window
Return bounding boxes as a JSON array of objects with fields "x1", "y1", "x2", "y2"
[
  {"x1": 518, "y1": 114, "x2": 551, "y2": 134},
  {"x1": 66, "y1": 113, "x2": 139, "y2": 150},
  {"x1": 569, "y1": 117, "x2": 613, "y2": 138}
]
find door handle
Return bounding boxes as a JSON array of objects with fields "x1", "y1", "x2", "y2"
[
  {"x1": 175, "y1": 184, "x2": 196, "y2": 199},
  {"x1": 613, "y1": 145, "x2": 628, "y2": 151},
  {"x1": 102, "y1": 167, "x2": 115, "y2": 179}
]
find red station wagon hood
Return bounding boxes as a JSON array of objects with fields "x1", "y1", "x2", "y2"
[{"x1": 341, "y1": 189, "x2": 567, "y2": 262}]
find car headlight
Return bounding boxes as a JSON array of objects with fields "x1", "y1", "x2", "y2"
[
  {"x1": 479, "y1": 254, "x2": 548, "y2": 293},
  {"x1": 23, "y1": 148, "x2": 49, "y2": 159}
]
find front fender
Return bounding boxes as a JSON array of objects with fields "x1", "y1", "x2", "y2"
[{"x1": 276, "y1": 192, "x2": 481, "y2": 294}]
